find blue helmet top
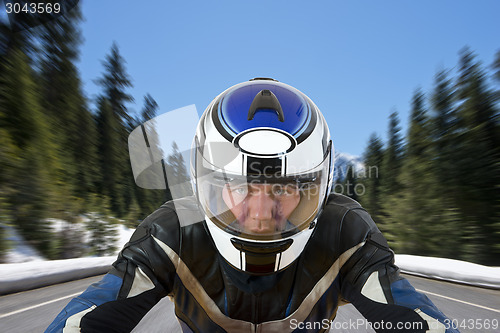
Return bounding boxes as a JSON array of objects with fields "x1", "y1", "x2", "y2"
[{"x1": 217, "y1": 81, "x2": 313, "y2": 141}]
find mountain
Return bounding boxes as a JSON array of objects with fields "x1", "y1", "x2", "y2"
[{"x1": 333, "y1": 151, "x2": 364, "y2": 182}]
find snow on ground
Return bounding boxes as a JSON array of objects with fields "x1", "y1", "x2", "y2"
[
  {"x1": 46, "y1": 218, "x2": 73, "y2": 233},
  {"x1": 3, "y1": 224, "x2": 45, "y2": 263},
  {"x1": 115, "y1": 223, "x2": 135, "y2": 250},
  {"x1": 2, "y1": 218, "x2": 134, "y2": 265},
  {"x1": 3, "y1": 216, "x2": 134, "y2": 264},
  {"x1": 2, "y1": 256, "x2": 115, "y2": 282},
  {"x1": 0, "y1": 222, "x2": 134, "y2": 294},
  {"x1": 396, "y1": 255, "x2": 500, "y2": 289}
]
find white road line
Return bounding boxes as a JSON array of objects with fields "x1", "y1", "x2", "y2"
[
  {"x1": 0, "y1": 292, "x2": 81, "y2": 319},
  {"x1": 416, "y1": 288, "x2": 500, "y2": 314},
  {"x1": 1, "y1": 287, "x2": 498, "y2": 319}
]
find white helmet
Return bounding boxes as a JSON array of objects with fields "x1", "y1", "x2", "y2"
[{"x1": 191, "y1": 78, "x2": 334, "y2": 275}]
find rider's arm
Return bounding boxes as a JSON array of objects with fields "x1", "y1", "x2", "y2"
[
  {"x1": 338, "y1": 207, "x2": 459, "y2": 333},
  {"x1": 45, "y1": 205, "x2": 180, "y2": 333}
]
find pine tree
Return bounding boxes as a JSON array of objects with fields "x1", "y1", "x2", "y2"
[
  {"x1": 490, "y1": 50, "x2": 500, "y2": 259},
  {"x1": 0, "y1": 128, "x2": 19, "y2": 262},
  {"x1": 166, "y1": 142, "x2": 192, "y2": 199},
  {"x1": 381, "y1": 110, "x2": 404, "y2": 195},
  {"x1": 398, "y1": 89, "x2": 444, "y2": 255},
  {"x1": 141, "y1": 94, "x2": 159, "y2": 122},
  {"x1": 406, "y1": 89, "x2": 429, "y2": 157},
  {"x1": 0, "y1": 16, "x2": 35, "y2": 60},
  {"x1": 133, "y1": 95, "x2": 166, "y2": 216},
  {"x1": 0, "y1": 32, "x2": 24, "y2": 258},
  {"x1": 1, "y1": 5, "x2": 93, "y2": 259},
  {"x1": 37, "y1": 3, "x2": 96, "y2": 214},
  {"x1": 0, "y1": 128, "x2": 20, "y2": 200},
  {"x1": 95, "y1": 97, "x2": 122, "y2": 212},
  {"x1": 428, "y1": 69, "x2": 466, "y2": 259},
  {"x1": 95, "y1": 43, "x2": 135, "y2": 218},
  {"x1": 95, "y1": 42, "x2": 134, "y2": 129},
  {"x1": 340, "y1": 164, "x2": 359, "y2": 202},
  {"x1": 493, "y1": 50, "x2": 500, "y2": 83},
  {"x1": 0, "y1": 45, "x2": 57, "y2": 258},
  {"x1": 361, "y1": 133, "x2": 384, "y2": 223},
  {"x1": 454, "y1": 48, "x2": 500, "y2": 264},
  {"x1": 431, "y1": 70, "x2": 457, "y2": 185},
  {"x1": 125, "y1": 197, "x2": 142, "y2": 228},
  {"x1": 379, "y1": 111, "x2": 404, "y2": 249},
  {"x1": 73, "y1": 103, "x2": 99, "y2": 209}
]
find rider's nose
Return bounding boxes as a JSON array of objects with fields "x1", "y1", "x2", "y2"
[{"x1": 248, "y1": 190, "x2": 274, "y2": 232}]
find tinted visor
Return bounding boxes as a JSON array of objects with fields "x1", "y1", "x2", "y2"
[{"x1": 196, "y1": 149, "x2": 330, "y2": 241}]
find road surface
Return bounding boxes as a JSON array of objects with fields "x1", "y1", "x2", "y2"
[{"x1": 0, "y1": 274, "x2": 498, "y2": 332}]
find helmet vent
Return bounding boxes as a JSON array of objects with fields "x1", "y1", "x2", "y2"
[{"x1": 248, "y1": 89, "x2": 285, "y2": 122}]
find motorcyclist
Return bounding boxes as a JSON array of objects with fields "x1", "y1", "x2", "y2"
[{"x1": 46, "y1": 78, "x2": 458, "y2": 332}]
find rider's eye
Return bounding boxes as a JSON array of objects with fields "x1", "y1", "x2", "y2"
[
  {"x1": 231, "y1": 186, "x2": 248, "y2": 195},
  {"x1": 273, "y1": 184, "x2": 297, "y2": 196},
  {"x1": 273, "y1": 187, "x2": 285, "y2": 196}
]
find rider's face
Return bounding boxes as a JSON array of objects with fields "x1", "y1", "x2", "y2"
[{"x1": 222, "y1": 183, "x2": 300, "y2": 235}]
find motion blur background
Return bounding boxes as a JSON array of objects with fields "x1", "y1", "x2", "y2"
[{"x1": 0, "y1": 1, "x2": 499, "y2": 265}]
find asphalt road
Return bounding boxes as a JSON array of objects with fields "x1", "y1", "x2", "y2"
[{"x1": 0, "y1": 274, "x2": 498, "y2": 333}]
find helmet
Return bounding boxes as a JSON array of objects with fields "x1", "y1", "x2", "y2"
[{"x1": 191, "y1": 78, "x2": 334, "y2": 275}]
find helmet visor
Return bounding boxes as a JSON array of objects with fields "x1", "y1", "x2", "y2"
[{"x1": 196, "y1": 147, "x2": 331, "y2": 241}]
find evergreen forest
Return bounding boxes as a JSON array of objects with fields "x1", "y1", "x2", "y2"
[
  {"x1": 342, "y1": 47, "x2": 500, "y2": 265},
  {"x1": 0, "y1": 5, "x2": 167, "y2": 261}
]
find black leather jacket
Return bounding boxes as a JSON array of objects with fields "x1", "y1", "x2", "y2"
[{"x1": 46, "y1": 194, "x2": 457, "y2": 332}]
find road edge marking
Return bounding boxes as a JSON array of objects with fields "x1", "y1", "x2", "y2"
[
  {"x1": 2, "y1": 287, "x2": 498, "y2": 319},
  {"x1": 0, "y1": 291, "x2": 81, "y2": 319},
  {"x1": 416, "y1": 288, "x2": 500, "y2": 314}
]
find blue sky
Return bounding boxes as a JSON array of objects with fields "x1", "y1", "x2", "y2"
[{"x1": 77, "y1": 0, "x2": 500, "y2": 156}]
